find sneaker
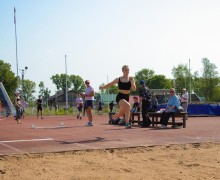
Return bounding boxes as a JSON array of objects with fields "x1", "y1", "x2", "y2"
[
  {"x1": 125, "y1": 123, "x2": 131, "y2": 129},
  {"x1": 171, "y1": 125, "x2": 181, "y2": 129},
  {"x1": 160, "y1": 125, "x2": 167, "y2": 129},
  {"x1": 84, "y1": 122, "x2": 93, "y2": 126}
]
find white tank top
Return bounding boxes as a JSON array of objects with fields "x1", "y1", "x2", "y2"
[{"x1": 85, "y1": 86, "x2": 94, "y2": 100}]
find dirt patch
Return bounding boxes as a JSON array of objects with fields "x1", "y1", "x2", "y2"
[{"x1": 0, "y1": 142, "x2": 219, "y2": 180}]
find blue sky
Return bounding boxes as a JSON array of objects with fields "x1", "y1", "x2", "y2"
[{"x1": 1, "y1": 0, "x2": 220, "y2": 96}]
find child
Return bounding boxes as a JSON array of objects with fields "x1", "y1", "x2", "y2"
[{"x1": 131, "y1": 96, "x2": 140, "y2": 113}]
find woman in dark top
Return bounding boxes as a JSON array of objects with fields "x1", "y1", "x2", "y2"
[
  {"x1": 100, "y1": 65, "x2": 136, "y2": 128},
  {"x1": 15, "y1": 91, "x2": 22, "y2": 124},
  {"x1": 37, "y1": 95, "x2": 44, "y2": 119}
]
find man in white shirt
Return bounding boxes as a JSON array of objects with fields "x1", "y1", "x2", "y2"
[
  {"x1": 180, "y1": 88, "x2": 189, "y2": 119},
  {"x1": 81, "y1": 80, "x2": 94, "y2": 126}
]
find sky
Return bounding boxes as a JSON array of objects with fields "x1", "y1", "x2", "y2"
[{"x1": 1, "y1": 0, "x2": 220, "y2": 96}]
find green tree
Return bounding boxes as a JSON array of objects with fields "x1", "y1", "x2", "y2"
[
  {"x1": 134, "y1": 68, "x2": 155, "y2": 94},
  {"x1": 69, "y1": 75, "x2": 85, "y2": 92},
  {"x1": 200, "y1": 58, "x2": 219, "y2": 101},
  {"x1": 51, "y1": 74, "x2": 71, "y2": 92},
  {"x1": 38, "y1": 81, "x2": 51, "y2": 106},
  {"x1": 135, "y1": 68, "x2": 155, "y2": 86},
  {"x1": 23, "y1": 79, "x2": 36, "y2": 101},
  {"x1": 172, "y1": 64, "x2": 190, "y2": 93},
  {"x1": 149, "y1": 75, "x2": 172, "y2": 89},
  {"x1": 0, "y1": 60, "x2": 18, "y2": 98}
]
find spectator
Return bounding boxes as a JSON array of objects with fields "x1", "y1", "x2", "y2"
[
  {"x1": 150, "y1": 93, "x2": 158, "y2": 112},
  {"x1": 160, "y1": 88, "x2": 180, "y2": 128},
  {"x1": 131, "y1": 96, "x2": 140, "y2": 113},
  {"x1": 97, "y1": 100, "x2": 103, "y2": 115},
  {"x1": 139, "y1": 80, "x2": 152, "y2": 128},
  {"x1": 14, "y1": 91, "x2": 22, "y2": 124},
  {"x1": 37, "y1": 95, "x2": 44, "y2": 119},
  {"x1": 21, "y1": 98, "x2": 28, "y2": 119},
  {"x1": 109, "y1": 101, "x2": 114, "y2": 113},
  {"x1": 180, "y1": 88, "x2": 189, "y2": 119},
  {"x1": 76, "y1": 93, "x2": 83, "y2": 119},
  {"x1": 81, "y1": 80, "x2": 94, "y2": 126}
]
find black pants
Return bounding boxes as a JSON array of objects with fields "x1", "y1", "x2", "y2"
[
  {"x1": 160, "y1": 111, "x2": 174, "y2": 126},
  {"x1": 142, "y1": 100, "x2": 151, "y2": 126}
]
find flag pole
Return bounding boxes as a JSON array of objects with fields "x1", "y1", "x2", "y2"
[
  {"x1": 107, "y1": 75, "x2": 109, "y2": 107},
  {"x1": 14, "y1": 7, "x2": 19, "y2": 85},
  {"x1": 189, "y1": 59, "x2": 192, "y2": 103},
  {"x1": 65, "y1": 54, "x2": 68, "y2": 114}
]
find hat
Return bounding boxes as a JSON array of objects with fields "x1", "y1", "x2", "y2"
[
  {"x1": 140, "y1": 80, "x2": 145, "y2": 85},
  {"x1": 15, "y1": 90, "x2": 20, "y2": 94},
  {"x1": 182, "y1": 88, "x2": 186, "y2": 91},
  {"x1": 169, "y1": 88, "x2": 175, "y2": 92}
]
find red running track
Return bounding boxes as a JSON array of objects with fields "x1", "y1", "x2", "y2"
[{"x1": 0, "y1": 114, "x2": 220, "y2": 155}]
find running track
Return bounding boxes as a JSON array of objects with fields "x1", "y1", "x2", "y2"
[{"x1": 0, "y1": 115, "x2": 220, "y2": 155}]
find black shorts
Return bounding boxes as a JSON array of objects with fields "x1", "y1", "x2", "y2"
[
  {"x1": 116, "y1": 93, "x2": 129, "y2": 104},
  {"x1": 78, "y1": 107, "x2": 82, "y2": 112},
  {"x1": 37, "y1": 105, "x2": 42, "y2": 111}
]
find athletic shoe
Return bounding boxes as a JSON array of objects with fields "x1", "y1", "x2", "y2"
[
  {"x1": 125, "y1": 123, "x2": 131, "y2": 129},
  {"x1": 159, "y1": 125, "x2": 167, "y2": 129},
  {"x1": 84, "y1": 122, "x2": 93, "y2": 126}
]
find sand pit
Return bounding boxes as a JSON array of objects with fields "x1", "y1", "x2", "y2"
[{"x1": 0, "y1": 142, "x2": 219, "y2": 180}]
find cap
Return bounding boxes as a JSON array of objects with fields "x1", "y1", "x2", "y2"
[
  {"x1": 15, "y1": 90, "x2": 20, "y2": 94},
  {"x1": 182, "y1": 88, "x2": 186, "y2": 91},
  {"x1": 140, "y1": 80, "x2": 145, "y2": 85},
  {"x1": 169, "y1": 88, "x2": 175, "y2": 92}
]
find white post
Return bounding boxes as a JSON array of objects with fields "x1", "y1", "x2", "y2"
[
  {"x1": 14, "y1": 7, "x2": 19, "y2": 85},
  {"x1": 107, "y1": 75, "x2": 109, "y2": 108},
  {"x1": 189, "y1": 59, "x2": 192, "y2": 103},
  {"x1": 65, "y1": 55, "x2": 68, "y2": 114}
]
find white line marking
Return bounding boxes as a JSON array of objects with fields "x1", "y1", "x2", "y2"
[
  {"x1": 0, "y1": 138, "x2": 54, "y2": 143},
  {"x1": 34, "y1": 126, "x2": 66, "y2": 129},
  {"x1": 0, "y1": 142, "x2": 24, "y2": 153}
]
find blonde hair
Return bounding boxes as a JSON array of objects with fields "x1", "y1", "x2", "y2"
[{"x1": 122, "y1": 65, "x2": 129, "y2": 71}]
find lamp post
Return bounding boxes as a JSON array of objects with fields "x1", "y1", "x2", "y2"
[{"x1": 20, "y1": 66, "x2": 28, "y2": 98}]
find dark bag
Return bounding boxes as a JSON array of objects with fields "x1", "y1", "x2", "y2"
[{"x1": 175, "y1": 106, "x2": 183, "y2": 114}]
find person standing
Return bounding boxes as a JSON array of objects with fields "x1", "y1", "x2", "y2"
[
  {"x1": 21, "y1": 98, "x2": 28, "y2": 119},
  {"x1": 180, "y1": 88, "x2": 189, "y2": 119},
  {"x1": 37, "y1": 95, "x2": 44, "y2": 119},
  {"x1": 139, "y1": 80, "x2": 152, "y2": 128},
  {"x1": 14, "y1": 91, "x2": 22, "y2": 124},
  {"x1": 81, "y1": 80, "x2": 94, "y2": 126},
  {"x1": 100, "y1": 65, "x2": 136, "y2": 129},
  {"x1": 97, "y1": 100, "x2": 103, "y2": 115},
  {"x1": 76, "y1": 93, "x2": 83, "y2": 119}
]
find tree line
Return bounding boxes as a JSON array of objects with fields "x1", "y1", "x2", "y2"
[{"x1": 0, "y1": 57, "x2": 220, "y2": 106}]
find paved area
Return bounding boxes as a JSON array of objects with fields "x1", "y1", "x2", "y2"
[{"x1": 0, "y1": 114, "x2": 219, "y2": 155}]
